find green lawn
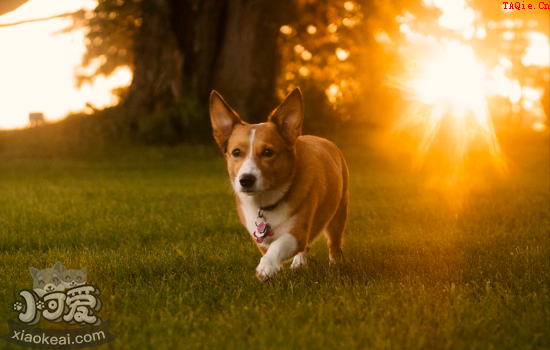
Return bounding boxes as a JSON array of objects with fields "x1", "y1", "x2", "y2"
[{"x1": 0, "y1": 129, "x2": 548, "y2": 350}]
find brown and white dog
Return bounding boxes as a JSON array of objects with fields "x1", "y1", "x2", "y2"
[{"x1": 210, "y1": 88, "x2": 349, "y2": 281}]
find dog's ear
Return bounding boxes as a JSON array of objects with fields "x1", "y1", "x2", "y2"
[
  {"x1": 269, "y1": 88, "x2": 304, "y2": 145},
  {"x1": 210, "y1": 91, "x2": 243, "y2": 152}
]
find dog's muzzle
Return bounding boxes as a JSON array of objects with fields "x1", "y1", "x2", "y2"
[{"x1": 239, "y1": 174, "x2": 256, "y2": 190}]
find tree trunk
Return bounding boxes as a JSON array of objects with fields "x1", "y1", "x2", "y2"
[
  {"x1": 209, "y1": 0, "x2": 289, "y2": 123},
  {"x1": 125, "y1": 0, "x2": 183, "y2": 125},
  {"x1": 125, "y1": 0, "x2": 292, "y2": 142},
  {"x1": 174, "y1": 0, "x2": 292, "y2": 122}
]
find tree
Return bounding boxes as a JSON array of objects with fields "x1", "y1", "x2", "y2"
[
  {"x1": 74, "y1": 0, "x2": 293, "y2": 143},
  {"x1": 74, "y1": 0, "x2": 432, "y2": 141},
  {"x1": 75, "y1": 0, "x2": 549, "y2": 143},
  {"x1": 276, "y1": 0, "x2": 433, "y2": 127}
]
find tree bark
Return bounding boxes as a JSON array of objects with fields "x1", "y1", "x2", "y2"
[
  {"x1": 173, "y1": 0, "x2": 292, "y2": 122},
  {"x1": 125, "y1": 0, "x2": 291, "y2": 139},
  {"x1": 209, "y1": 0, "x2": 288, "y2": 123},
  {"x1": 125, "y1": 0, "x2": 183, "y2": 123}
]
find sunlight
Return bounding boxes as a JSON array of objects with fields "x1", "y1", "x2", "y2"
[
  {"x1": 423, "y1": 0, "x2": 475, "y2": 30},
  {"x1": 383, "y1": 0, "x2": 544, "y2": 183},
  {"x1": 522, "y1": 31, "x2": 550, "y2": 67},
  {"x1": 390, "y1": 31, "x2": 507, "y2": 176},
  {"x1": 0, "y1": 0, "x2": 132, "y2": 129},
  {"x1": 412, "y1": 41, "x2": 486, "y2": 119}
]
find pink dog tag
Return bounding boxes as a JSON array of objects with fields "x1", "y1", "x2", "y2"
[
  {"x1": 257, "y1": 222, "x2": 267, "y2": 233},
  {"x1": 254, "y1": 210, "x2": 274, "y2": 243}
]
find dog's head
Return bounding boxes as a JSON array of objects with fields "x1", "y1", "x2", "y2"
[{"x1": 210, "y1": 88, "x2": 304, "y2": 195}]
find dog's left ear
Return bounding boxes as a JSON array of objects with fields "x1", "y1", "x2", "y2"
[
  {"x1": 269, "y1": 88, "x2": 304, "y2": 145},
  {"x1": 210, "y1": 91, "x2": 244, "y2": 151}
]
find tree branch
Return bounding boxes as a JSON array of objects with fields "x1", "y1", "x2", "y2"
[{"x1": 0, "y1": 11, "x2": 81, "y2": 27}]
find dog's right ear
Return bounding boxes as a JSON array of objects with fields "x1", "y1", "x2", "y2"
[
  {"x1": 269, "y1": 88, "x2": 304, "y2": 146},
  {"x1": 210, "y1": 91, "x2": 243, "y2": 152},
  {"x1": 29, "y1": 267, "x2": 39, "y2": 279}
]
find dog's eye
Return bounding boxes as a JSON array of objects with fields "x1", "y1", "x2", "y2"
[
  {"x1": 262, "y1": 149, "x2": 274, "y2": 157},
  {"x1": 231, "y1": 149, "x2": 241, "y2": 157},
  {"x1": 39, "y1": 280, "x2": 44, "y2": 286}
]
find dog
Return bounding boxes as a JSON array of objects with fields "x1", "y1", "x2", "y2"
[{"x1": 210, "y1": 88, "x2": 349, "y2": 281}]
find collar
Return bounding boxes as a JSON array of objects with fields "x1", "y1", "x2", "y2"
[
  {"x1": 260, "y1": 201, "x2": 280, "y2": 212},
  {"x1": 256, "y1": 183, "x2": 292, "y2": 212}
]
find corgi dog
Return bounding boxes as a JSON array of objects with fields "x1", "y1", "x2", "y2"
[{"x1": 210, "y1": 88, "x2": 349, "y2": 281}]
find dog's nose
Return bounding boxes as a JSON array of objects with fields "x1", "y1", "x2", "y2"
[{"x1": 239, "y1": 174, "x2": 256, "y2": 188}]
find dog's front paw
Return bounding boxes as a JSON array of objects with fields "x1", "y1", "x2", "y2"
[
  {"x1": 290, "y1": 252, "x2": 307, "y2": 269},
  {"x1": 255, "y1": 261, "x2": 279, "y2": 282}
]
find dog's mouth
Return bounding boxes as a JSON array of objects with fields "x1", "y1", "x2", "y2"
[{"x1": 240, "y1": 189, "x2": 257, "y2": 195}]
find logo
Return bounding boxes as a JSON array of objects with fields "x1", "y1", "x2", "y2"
[{"x1": 2, "y1": 261, "x2": 116, "y2": 349}]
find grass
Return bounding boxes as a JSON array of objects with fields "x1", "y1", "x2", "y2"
[{"x1": 0, "y1": 127, "x2": 548, "y2": 350}]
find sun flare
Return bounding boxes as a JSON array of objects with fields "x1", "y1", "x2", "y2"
[
  {"x1": 412, "y1": 42, "x2": 486, "y2": 119},
  {"x1": 379, "y1": 0, "x2": 550, "y2": 189},
  {"x1": 391, "y1": 37, "x2": 506, "y2": 177}
]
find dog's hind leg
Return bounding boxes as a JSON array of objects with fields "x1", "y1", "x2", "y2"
[{"x1": 325, "y1": 194, "x2": 348, "y2": 264}]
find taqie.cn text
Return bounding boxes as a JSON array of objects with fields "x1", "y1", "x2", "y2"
[{"x1": 503, "y1": 1, "x2": 550, "y2": 10}]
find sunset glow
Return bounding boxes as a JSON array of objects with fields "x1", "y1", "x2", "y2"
[
  {"x1": 387, "y1": 0, "x2": 549, "y2": 178},
  {"x1": 0, "y1": 0, "x2": 132, "y2": 129},
  {"x1": 411, "y1": 42, "x2": 486, "y2": 117},
  {"x1": 401, "y1": 40, "x2": 505, "y2": 171}
]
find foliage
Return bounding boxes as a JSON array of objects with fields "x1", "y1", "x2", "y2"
[
  {"x1": 71, "y1": 0, "x2": 141, "y2": 86},
  {"x1": 68, "y1": 0, "x2": 548, "y2": 142},
  {"x1": 276, "y1": 0, "x2": 549, "y2": 128},
  {"x1": 277, "y1": 0, "x2": 436, "y2": 123},
  {"x1": 132, "y1": 96, "x2": 211, "y2": 145}
]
